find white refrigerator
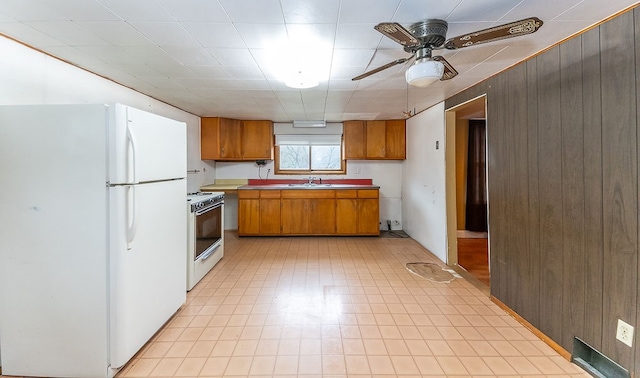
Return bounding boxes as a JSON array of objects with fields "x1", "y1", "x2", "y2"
[{"x1": 0, "y1": 104, "x2": 187, "y2": 377}]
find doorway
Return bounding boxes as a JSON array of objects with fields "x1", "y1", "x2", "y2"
[{"x1": 445, "y1": 96, "x2": 489, "y2": 290}]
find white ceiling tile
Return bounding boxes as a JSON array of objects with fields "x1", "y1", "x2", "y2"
[
  {"x1": 501, "y1": 0, "x2": 582, "y2": 22},
  {"x1": 447, "y1": 0, "x2": 522, "y2": 22},
  {"x1": 76, "y1": 21, "x2": 153, "y2": 46},
  {"x1": 45, "y1": 45, "x2": 106, "y2": 66},
  {"x1": 131, "y1": 22, "x2": 200, "y2": 47},
  {"x1": 280, "y1": 0, "x2": 340, "y2": 23},
  {"x1": 187, "y1": 65, "x2": 232, "y2": 79},
  {"x1": 41, "y1": 0, "x2": 120, "y2": 21},
  {"x1": 554, "y1": 0, "x2": 639, "y2": 21},
  {"x1": 335, "y1": 23, "x2": 383, "y2": 48},
  {"x1": 136, "y1": 75, "x2": 186, "y2": 89},
  {"x1": 0, "y1": 0, "x2": 67, "y2": 21},
  {"x1": 328, "y1": 79, "x2": 360, "y2": 90},
  {"x1": 394, "y1": 0, "x2": 462, "y2": 22},
  {"x1": 107, "y1": 63, "x2": 161, "y2": 77},
  {"x1": 25, "y1": 21, "x2": 109, "y2": 46},
  {"x1": 225, "y1": 64, "x2": 266, "y2": 80},
  {"x1": 286, "y1": 23, "x2": 335, "y2": 46},
  {"x1": 158, "y1": 0, "x2": 229, "y2": 22},
  {"x1": 162, "y1": 47, "x2": 219, "y2": 66},
  {"x1": 0, "y1": 22, "x2": 65, "y2": 47},
  {"x1": 98, "y1": 0, "x2": 175, "y2": 22},
  {"x1": 208, "y1": 48, "x2": 255, "y2": 66},
  {"x1": 249, "y1": 49, "x2": 281, "y2": 80},
  {"x1": 339, "y1": 0, "x2": 402, "y2": 23},
  {"x1": 0, "y1": 12, "x2": 17, "y2": 22},
  {"x1": 234, "y1": 23, "x2": 288, "y2": 49},
  {"x1": 218, "y1": 0, "x2": 285, "y2": 24},
  {"x1": 331, "y1": 49, "x2": 376, "y2": 67},
  {"x1": 235, "y1": 80, "x2": 273, "y2": 90},
  {"x1": 183, "y1": 23, "x2": 245, "y2": 48},
  {"x1": 75, "y1": 45, "x2": 139, "y2": 64}
]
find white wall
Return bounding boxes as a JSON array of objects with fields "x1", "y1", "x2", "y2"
[
  {"x1": 214, "y1": 160, "x2": 403, "y2": 230},
  {"x1": 402, "y1": 102, "x2": 448, "y2": 262},
  {"x1": 0, "y1": 36, "x2": 215, "y2": 192}
]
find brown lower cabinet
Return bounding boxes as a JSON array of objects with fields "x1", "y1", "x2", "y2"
[{"x1": 238, "y1": 188, "x2": 379, "y2": 236}]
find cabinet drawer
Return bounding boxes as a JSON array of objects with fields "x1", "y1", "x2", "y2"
[
  {"x1": 336, "y1": 189, "x2": 357, "y2": 198},
  {"x1": 260, "y1": 190, "x2": 281, "y2": 198},
  {"x1": 281, "y1": 189, "x2": 335, "y2": 199},
  {"x1": 238, "y1": 190, "x2": 260, "y2": 199},
  {"x1": 358, "y1": 189, "x2": 379, "y2": 198}
]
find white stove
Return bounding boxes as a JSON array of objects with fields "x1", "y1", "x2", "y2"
[{"x1": 186, "y1": 191, "x2": 224, "y2": 291}]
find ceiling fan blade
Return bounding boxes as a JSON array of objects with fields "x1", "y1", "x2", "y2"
[
  {"x1": 374, "y1": 23, "x2": 420, "y2": 47},
  {"x1": 444, "y1": 17, "x2": 543, "y2": 50},
  {"x1": 352, "y1": 57, "x2": 411, "y2": 81},
  {"x1": 432, "y1": 56, "x2": 458, "y2": 80}
]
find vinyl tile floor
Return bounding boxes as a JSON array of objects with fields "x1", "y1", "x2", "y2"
[{"x1": 115, "y1": 231, "x2": 588, "y2": 378}]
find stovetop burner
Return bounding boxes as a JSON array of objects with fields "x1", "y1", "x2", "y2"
[{"x1": 187, "y1": 192, "x2": 224, "y2": 210}]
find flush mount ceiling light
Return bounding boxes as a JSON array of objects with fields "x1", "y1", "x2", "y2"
[
  {"x1": 285, "y1": 69, "x2": 319, "y2": 89},
  {"x1": 405, "y1": 58, "x2": 444, "y2": 87},
  {"x1": 269, "y1": 32, "x2": 331, "y2": 90}
]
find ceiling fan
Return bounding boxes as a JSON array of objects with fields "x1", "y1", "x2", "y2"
[{"x1": 352, "y1": 17, "x2": 543, "y2": 87}]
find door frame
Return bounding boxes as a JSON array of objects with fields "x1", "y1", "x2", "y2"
[{"x1": 444, "y1": 95, "x2": 489, "y2": 281}]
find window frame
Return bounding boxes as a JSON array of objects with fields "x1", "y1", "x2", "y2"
[{"x1": 274, "y1": 140, "x2": 346, "y2": 175}]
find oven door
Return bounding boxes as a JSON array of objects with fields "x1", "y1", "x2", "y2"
[{"x1": 194, "y1": 202, "x2": 223, "y2": 261}]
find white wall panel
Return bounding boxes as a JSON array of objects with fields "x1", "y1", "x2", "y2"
[{"x1": 402, "y1": 102, "x2": 448, "y2": 262}]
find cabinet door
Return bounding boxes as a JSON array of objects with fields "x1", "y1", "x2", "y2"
[
  {"x1": 357, "y1": 198, "x2": 380, "y2": 235},
  {"x1": 336, "y1": 198, "x2": 358, "y2": 234},
  {"x1": 385, "y1": 119, "x2": 406, "y2": 159},
  {"x1": 200, "y1": 117, "x2": 220, "y2": 160},
  {"x1": 219, "y1": 118, "x2": 242, "y2": 159},
  {"x1": 309, "y1": 198, "x2": 336, "y2": 234},
  {"x1": 365, "y1": 121, "x2": 386, "y2": 158},
  {"x1": 242, "y1": 120, "x2": 273, "y2": 160},
  {"x1": 343, "y1": 121, "x2": 365, "y2": 159},
  {"x1": 238, "y1": 199, "x2": 260, "y2": 235},
  {"x1": 260, "y1": 199, "x2": 281, "y2": 235},
  {"x1": 281, "y1": 198, "x2": 308, "y2": 234}
]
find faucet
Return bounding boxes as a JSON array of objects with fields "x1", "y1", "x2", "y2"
[{"x1": 308, "y1": 176, "x2": 316, "y2": 184}]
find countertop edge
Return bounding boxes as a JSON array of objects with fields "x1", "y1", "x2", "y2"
[{"x1": 237, "y1": 184, "x2": 380, "y2": 190}]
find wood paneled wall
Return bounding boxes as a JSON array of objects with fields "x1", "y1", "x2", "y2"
[{"x1": 446, "y1": 8, "x2": 640, "y2": 373}]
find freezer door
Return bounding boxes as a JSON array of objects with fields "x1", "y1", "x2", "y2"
[
  {"x1": 109, "y1": 179, "x2": 187, "y2": 368},
  {"x1": 109, "y1": 104, "x2": 187, "y2": 184}
]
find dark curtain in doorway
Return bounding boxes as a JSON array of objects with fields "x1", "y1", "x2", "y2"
[{"x1": 465, "y1": 119, "x2": 487, "y2": 232}]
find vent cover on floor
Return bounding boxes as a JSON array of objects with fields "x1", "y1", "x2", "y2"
[
  {"x1": 572, "y1": 337, "x2": 629, "y2": 378},
  {"x1": 406, "y1": 262, "x2": 457, "y2": 283}
]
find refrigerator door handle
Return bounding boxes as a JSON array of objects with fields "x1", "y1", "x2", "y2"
[
  {"x1": 126, "y1": 185, "x2": 138, "y2": 249},
  {"x1": 126, "y1": 122, "x2": 138, "y2": 184}
]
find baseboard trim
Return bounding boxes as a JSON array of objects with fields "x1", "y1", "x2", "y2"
[{"x1": 490, "y1": 296, "x2": 571, "y2": 360}]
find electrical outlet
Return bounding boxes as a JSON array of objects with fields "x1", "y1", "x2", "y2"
[
  {"x1": 354, "y1": 167, "x2": 361, "y2": 175},
  {"x1": 616, "y1": 319, "x2": 634, "y2": 347}
]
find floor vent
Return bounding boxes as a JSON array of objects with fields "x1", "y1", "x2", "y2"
[{"x1": 572, "y1": 337, "x2": 629, "y2": 378}]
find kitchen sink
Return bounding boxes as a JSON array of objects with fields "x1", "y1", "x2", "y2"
[{"x1": 287, "y1": 183, "x2": 332, "y2": 187}]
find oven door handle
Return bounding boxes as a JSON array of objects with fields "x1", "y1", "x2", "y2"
[
  {"x1": 194, "y1": 202, "x2": 223, "y2": 216},
  {"x1": 200, "y1": 243, "x2": 220, "y2": 260}
]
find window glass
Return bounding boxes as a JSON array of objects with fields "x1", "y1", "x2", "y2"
[
  {"x1": 279, "y1": 145, "x2": 309, "y2": 170},
  {"x1": 310, "y1": 145, "x2": 341, "y2": 170}
]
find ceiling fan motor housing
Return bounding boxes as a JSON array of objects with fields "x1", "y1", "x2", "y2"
[{"x1": 409, "y1": 19, "x2": 448, "y2": 47}]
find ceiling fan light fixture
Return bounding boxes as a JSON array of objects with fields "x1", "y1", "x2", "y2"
[{"x1": 405, "y1": 59, "x2": 444, "y2": 87}]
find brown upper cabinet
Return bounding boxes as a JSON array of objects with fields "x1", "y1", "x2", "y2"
[
  {"x1": 343, "y1": 119, "x2": 406, "y2": 160},
  {"x1": 201, "y1": 117, "x2": 274, "y2": 161}
]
